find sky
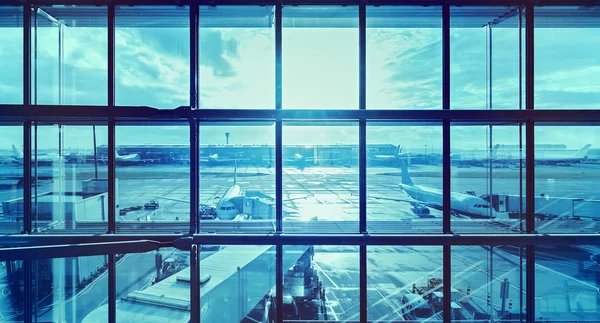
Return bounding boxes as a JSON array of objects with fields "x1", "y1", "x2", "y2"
[{"x1": 0, "y1": 5, "x2": 598, "y2": 152}]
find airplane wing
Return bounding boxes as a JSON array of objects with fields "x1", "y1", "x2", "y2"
[{"x1": 367, "y1": 195, "x2": 417, "y2": 205}]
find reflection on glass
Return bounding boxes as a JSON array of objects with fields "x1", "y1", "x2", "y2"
[
  {"x1": 116, "y1": 6, "x2": 190, "y2": 108},
  {"x1": 0, "y1": 6, "x2": 23, "y2": 104},
  {"x1": 450, "y1": 6, "x2": 523, "y2": 110},
  {"x1": 0, "y1": 126, "x2": 24, "y2": 234},
  {"x1": 0, "y1": 260, "x2": 23, "y2": 322},
  {"x1": 367, "y1": 123, "x2": 443, "y2": 232},
  {"x1": 451, "y1": 125, "x2": 525, "y2": 233},
  {"x1": 535, "y1": 7, "x2": 600, "y2": 110},
  {"x1": 368, "y1": 246, "x2": 442, "y2": 321},
  {"x1": 283, "y1": 123, "x2": 358, "y2": 232},
  {"x1": 535, "y1": 244, "x2": 599, "y2": 321},
  {"x1": 199, "y1": 123, "x2": 275, "y2": 233},
  {"x1": 284, "y1": 245, "x2": 358, "y2": 321},
  {"x1": 282, "y1": 6, "x2": 358, "y2": 109},
  {"x1": 535, "y1": 126, "x2": 600, "y2": 233},
  {"x1": 115, "y1": 124, "x2": 189, "y2": 232},
  {"x1": 199, "y1": 6, "x2": 275, "y2": 109},
  {"x1": 366, "y1": 6, "x2": 441, "y2": 110},
  {"x1": 31, "y1": 124, "x2": 108, "y2": 232},
  {"x1": 34, "y1": 6, "x2": 108, "y2": 105},
  {"x1": 33, "y1": 256, "x2": 107, "y2": 322},
  {"x1": 451, "y1": 246, "x2": 526, "y2": 322}
]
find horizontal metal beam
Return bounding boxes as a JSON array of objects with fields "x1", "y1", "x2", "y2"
[
  {"x1": 0, "y1": 240, "x2": 161, "y2": 261},
  {"x1": 14, "y1": 0, "x2": 600, "y2": 6},
  {"x1": 2, "y1": 233, "x2": 600, "y2": 248},
  {"x1": 1, "y1": 105, "x2": 600, "y2": 122}
]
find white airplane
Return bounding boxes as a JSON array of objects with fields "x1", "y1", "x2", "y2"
[
  {"x1": 155, "y1": 164, "x2": 310, "y2": 221},
  {"x1": 450, "y1": 144, "x2": 501, "y2": 166},
  {"x1": 12, "y1": 144, "x2": 60, "y2": 165},
  {"x1": 370, "y1": 162, "x2": 509, "y2": 219},
  {"x1": 115, "y1": 149, "x2": 141, "y2": 163},
  {"x1": 493, "y1": 144, "x2": 592, "y2": 165}
]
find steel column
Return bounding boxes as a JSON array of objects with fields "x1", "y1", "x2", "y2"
[
  {"x1": 525, "y1": 5, "x2": 536, "y2": 323},
  {"x1": 358, "y1": 4, "x2": 366, "y2": 236}
]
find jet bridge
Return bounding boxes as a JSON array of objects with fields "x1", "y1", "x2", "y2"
[{"x1": 82, "y1": 244, "x2": 312, "y2": 323}]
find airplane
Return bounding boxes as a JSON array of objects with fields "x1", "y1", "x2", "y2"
[
  {"x1": 450, "y1": 144, "x2": 501, "y2": 167},
  {"x1": 154, "y1": 163, "x2": 311, "y2": 221},
  {"x1": 369, "y1": 162, "x2": 509, "y2": 219},
  {"x1": 492, "y1": 144, "x2": 592, "y2": 165},
  {"x1": 115, "y1": 149, "x2": 141, "y2": 163},
  {"x1": 12, "y1": 144, "x2": 60, "y2": 165},
  {"x1": 372, "y1": 145, "x2": 409, "y2": 162}
]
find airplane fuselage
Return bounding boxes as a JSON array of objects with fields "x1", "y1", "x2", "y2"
[
  {"x1": 399, "y1": 184, "x2": 499, "y2": 219},
  {"x1": 215, "y1": 184, "x2": 243, "y2": 220}
]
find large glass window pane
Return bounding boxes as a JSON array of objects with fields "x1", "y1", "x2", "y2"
[
  {"x1": 282, "y1": 6, "x2": 358, "y2": 110},
  {"x1": 535, "y1": 244, "x2": 600, "y2": 321},
  {"x1": 0, "y1": 260, "x2": 23, "y2": 322},
  {"x1": 451, "y1": 124, "x2": 525, "y2": 233},
  {"x1": 450, "y1": 6, "x2": 523, "y2": 110},
  {"x1": 116, "y1": 6, "x2": 190, "y2": 109},
  {"x1": 0, "y1": 125, "x2": 23, "y2": 234},
  {"x1": 115, "y1": 123, "x2": 189, "y2": 232},
  {"x1": 451, "y1": 246, "x2": 526, "y2": 322},
  {"x1": 535, "y1": 6, "x2": 600, "y2": 110},
  {"x1": 368, "y1": 246, "x2": 443, "y2": 322},
  {"x1": 199, "y1": 123, "x2": 275, "y2": 233},
  {"x1": 34, "y1": 6, "x2": 108, "y2": 105},
  {"x1": 366, "y1": 6, "x2": 441, "y2": 110},
  {"x1": 535, "y1": 125, "x2": 600, "y2": 233},
  {"x1": 367, "y1": 123, "x2": 443, "y2": 232},
  {"x1": 199, "y1": 6, "x2": 275, "y2": 109},
  {"x1": 33, "y1": 256, "x2": 107, "y2": 322},
  {"x1": 31, "y1": 124, "x2": 108, "y2": 233},
  {"x1": 284, "y1": 245, "x2": 358, "y2": 321},
  {"x1": 283, "y1": 123, "x2": 358, "y2": 232},
  {"x1": 0, "y1": 6, "x2": 23, "y2": 104}
]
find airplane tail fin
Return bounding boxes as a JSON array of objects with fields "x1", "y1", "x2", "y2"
[
  {"x1": 490, "y1": 144, "x2": 500, "y2": 159},
  {"x1": 397, "y1": 145, "x2": 403, "y2": 156},
  {"x1": 12, "y1": 145, "x2": 24, "y2": 160},
  {"x1": 399, "y1": 161, "x2": 413, "y2": 186},
  {"x1": 115, "y1": 149, "x2": 121, "y2": 158},
  {"x1": 572, "y1": 144, "x2": 591, "y2": 158}
]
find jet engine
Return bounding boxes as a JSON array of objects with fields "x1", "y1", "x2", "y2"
[{"x1": 411, "y1": 206, "x2": 430, "y2": 216}]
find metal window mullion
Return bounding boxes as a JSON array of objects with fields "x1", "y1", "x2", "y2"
[
  {"x1": 275, "y1": 4, "x2": 283, "y2": 323},
  {"x1": 107, "y1": 4, "x2": 117, "y2": 323},
  {"x1": 442, "y1": 5, "x2": 451, "y2": 323},
  {"x1": 190, "y1": 1, "x2": 200, "y2": 235},
  {"x1": 525, "y1": 4, "x2": 535, "y2": 323},
  {"x1": 190, "y1": 120, "x2": 199, "y2": 234},
  {"x1": 358, "y1": 4, "x2": 367, "y2": 323},
  {"x1": 23, "y1": 4, "x2": 33, "y2": 322}
]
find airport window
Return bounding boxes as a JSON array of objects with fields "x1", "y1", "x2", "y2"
[
  {"x1": 115, "y1": 123, "x2": 189, "y2": 231},
  {"x1": 450, "y1": 6, "x2": 523, "y2": 110},
  {"x1": 451, "y1": 245, "x2": 527, "y2": 322},
  {"x1": 366, "y1": 6, "x2": 442, "y2": 110},
  {"x1": 199, "y1": 6, "x2": 275, "y2": 109},
  {"x1": 115, "y1": 5, "x2": 190, "y2": 109},
  {"x1": 366, "y1": 122, "x2": 443, "y2": 232},
  {"x1": 32, "y1": 123, "x2": 109, "y2": 233},
  {"x1": 367, "y1": 246, "x2": 443, "y2": 321},
  {"x1": 0, "y1": 6, "x2": 23, "y2": 104},
  {"x1": 282, "y1": 6, "x2": 359, "y2": 109},
  {"x1": 282, "y1": 123, "x2": 359, "y2": 232},
  {"x1": 0, "y1": 125, "x2": 24, "y2": 234},
  {"x1": 534, "y1": 125, "x2": 600, "y2": 233},
  {"x1": 535, "y1": 7, "x2": 600, "y2": 110},
  {"x1": 33, "y1": 6, "x2": 108, "y2": 106},
  {"x1": 451, "y1": 124, "x2": 526, "y2": 233},
  {"x1": 1, "y1": 2, "x2": 600, "y2": 323}
]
